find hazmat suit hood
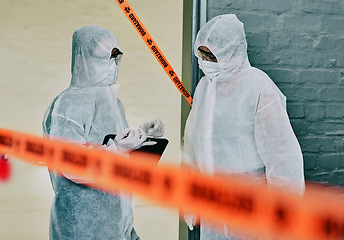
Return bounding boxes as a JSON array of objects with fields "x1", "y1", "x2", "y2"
[
  {"x1": 194, "y1": 14, "x2": 250, "y2": 79},
  {"x1": 43, "y1": 25, "x2": 128, "y2": 144},
  {"x1": 71, "y1": 25, "x2": 122, "y2": 88}
]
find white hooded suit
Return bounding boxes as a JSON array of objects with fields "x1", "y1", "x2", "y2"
[
  {"x1": 183, "y1": 14, "x2": 305, "y2": 240},
  {"x1": 43, "y1": 26, "x2": 138, "y2": 240}
]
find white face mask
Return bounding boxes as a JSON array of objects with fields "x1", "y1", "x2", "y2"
[
  {"x1": 198, "y1": 58, "x2": 221, "y2": 80},
  {"x1": 108, "y1": 59, "x2": 119, "y2": 85}
]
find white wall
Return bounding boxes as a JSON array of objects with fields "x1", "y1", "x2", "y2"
[{"x1": 0, "y1": 0, "x2": 182, "y2": 239}]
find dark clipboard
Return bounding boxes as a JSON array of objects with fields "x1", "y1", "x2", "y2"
[{"x1": 102, "y1": 134, "x2": 169, "y2": 163}]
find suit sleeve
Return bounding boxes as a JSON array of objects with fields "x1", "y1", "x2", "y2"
[
  {"x1": 254, "y1": 95, "x2": 305, "y2": 195},
  {"x1": 182, "y1": 107, "x2": 198, "y2": 170}
]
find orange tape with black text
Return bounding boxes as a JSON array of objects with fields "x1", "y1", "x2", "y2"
[
  {"x1": 115, "y1": 0, "x2": 193, "y2": 107},
  {"x1": 0, "y1": 128, "x2": 344, "y2": 240}
]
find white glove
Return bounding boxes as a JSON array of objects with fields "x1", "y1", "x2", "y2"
[
  {"x1": 140, "y1": 119, "x2": 164, "y2": 137},
  {"x1": 184, "y1": 213, "x2": 197, "y2": 231},
  {"x1": 114, "y1": 128, "x2": 156, "y2": 153},
  {"x1": 102, "y1": 139, "x2": 129, "y2": 158}
]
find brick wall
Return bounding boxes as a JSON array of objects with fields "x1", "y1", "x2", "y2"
[{"x1": 207, "y1": 0, "x2": 344, "y2": 186}]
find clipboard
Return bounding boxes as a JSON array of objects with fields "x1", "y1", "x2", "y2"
[{"x1": 102, "y1": 134, "x2": 169, "y2": 163}]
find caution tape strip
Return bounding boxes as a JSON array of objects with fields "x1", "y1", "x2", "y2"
[
  {"x1": 115, "y1": 0, "x2": 193, "y2": 107},
  {"x1": 1, "y1": 128, "x2": 344, "y2": 240}
]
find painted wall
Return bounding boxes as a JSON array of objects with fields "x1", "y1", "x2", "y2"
[
  {"x1": 207, "y1": 0, "x2": 344, "y2": 186},
  {"x1": 0, "y1": 0, "x2": 182, "y2": 239}
]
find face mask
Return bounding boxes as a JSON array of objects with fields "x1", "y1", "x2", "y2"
[
  {"x1": 198, "y1": 58, "x2": 221, "y2": 80},
  {"x1": 108, "y1": 59, "x2": 119, "y2": 85}
]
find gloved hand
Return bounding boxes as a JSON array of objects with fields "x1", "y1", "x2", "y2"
[
  {"x1": 103, "y1": 139, "x2": 129, "y2": 158},
  {"x1": 139, "y1": 119, "x2": 164, "y2": 137},
  {"x1": 114, "y1": 128, "x2": 156, "y2": 153},
  {"x1": 184, "y1": 213, "x2": 197, "y2": 231}
]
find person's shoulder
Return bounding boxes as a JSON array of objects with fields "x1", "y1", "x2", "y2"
[
  {"x1": 242, "y1": 67, "x2": 286, "y2": 99},
  {"x1": 245, "y1": 67, "x2": 271, "y2": 82},
  {"x1": 192, "y1": 76, "x2": 207, "y2": 93},
  {"x1": 236, "y1": 67, "x2": 267, "y2": 92},
  {"x1": 117, "y1": 98, "x2": 126, "y2": 111},
  {"x1": 246, "y1": 67, "x2": 279, "y2": 88},
  {"x1": 197, "y1": 76, "x2": 207, "y2": 86},
  {"x1": 248, "y1": 68, "x2": 286, "y2": 100},
  {"x1": 55, "y1": 88, "x2": 96, "y2": 108}
]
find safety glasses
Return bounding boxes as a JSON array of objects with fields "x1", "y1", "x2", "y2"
[
  {"x1": 197, "y1": 48, "x2": 217, "y2": 62},
  {"x1": 110, "y1": 48, "x2": 123, "y2": 64}
]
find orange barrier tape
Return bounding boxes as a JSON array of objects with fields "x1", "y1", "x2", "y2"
[
  {"x1": 1, "y1": 128, "x2": 344, "y2": 240},
  {"x1": 115, "y1": 0, "x2": 193, "y2": 107}
]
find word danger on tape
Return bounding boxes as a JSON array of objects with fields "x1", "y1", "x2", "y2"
[
  {"x1": 115, "y1": 0, "x2": 193, "y2": 107},
  {"x1": 1, "y1": 128, "x2": 344, "y2": 240}
]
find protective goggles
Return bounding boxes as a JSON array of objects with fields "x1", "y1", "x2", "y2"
[
  {"x1": 110, "y1": 48, "x2": 123, "y2": 64},
  {"x1": 197, "y1": 48, "x2": 217, "y2": 62}
]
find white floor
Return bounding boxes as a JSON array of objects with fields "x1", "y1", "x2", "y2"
[{"x1": 0, "y1": 159, "x2": 179, "y2": 240}]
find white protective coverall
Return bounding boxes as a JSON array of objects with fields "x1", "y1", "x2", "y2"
[
  {"x1": 183, "y1": 14, "x2": 305, "y2": 240},
  {"x1": 43, "y1": 26, "x2": 139, "y2": 240}
]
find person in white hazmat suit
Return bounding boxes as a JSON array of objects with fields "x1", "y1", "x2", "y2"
[
  {"x1": 183, "y1": 14, "x2": 305, "y2": 239},
  {"x1": 42, "y1": 26, "x2": 164, "y2": 240}
]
